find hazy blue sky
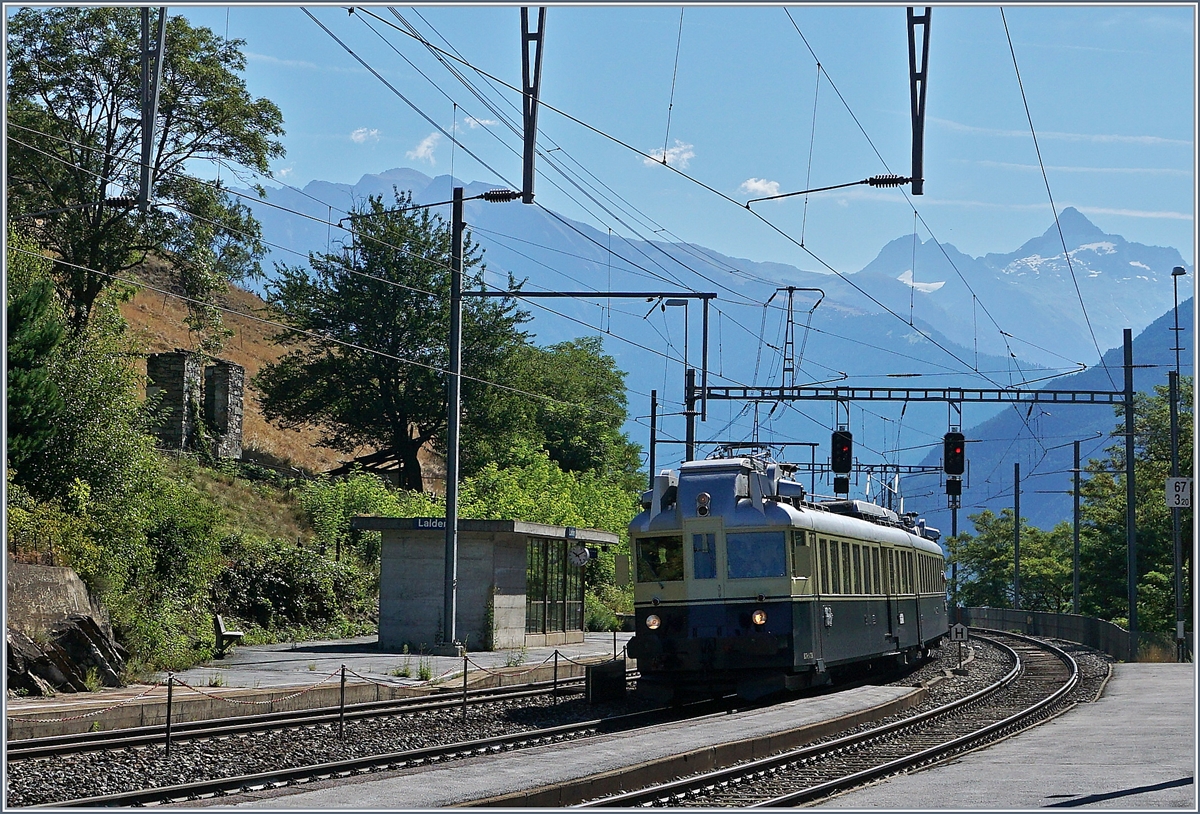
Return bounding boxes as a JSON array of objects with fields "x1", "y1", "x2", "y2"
[{"x1": 177, "y1": 4, "x2": 1196, "y2": 274}]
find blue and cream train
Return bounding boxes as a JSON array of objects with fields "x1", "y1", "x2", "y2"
[{"x1": 626, "y1": 455, "x2": 948, "y2": 700}]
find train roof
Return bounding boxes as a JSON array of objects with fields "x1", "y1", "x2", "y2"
[{"x1": 634, "y1": 456, "x2": 944, "y2": 557}]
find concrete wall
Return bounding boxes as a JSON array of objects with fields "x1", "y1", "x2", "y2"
[
  {"x1": 362, "y1": 519, "x2": 618, "y2": 652},
  {"x1": 377, "y1": 531, "x2": 526, "y2": 651},
  {"x1": 6, "y1": 558, "x2": 109, "y2": 638}
]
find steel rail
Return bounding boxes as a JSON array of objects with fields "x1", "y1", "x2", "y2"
[
  {"x1": 579, "y1": 632, "x2": 1076, "y2": 808},
  {"x1": 31, "y1": 689, "x2": 717, "y2": 809},
  {"x1": 7, "y1": 671, "x2": 633, "y2": 761},
  {"x1": 752, "y1": 632, "x2": 1079, "y2": 806}
]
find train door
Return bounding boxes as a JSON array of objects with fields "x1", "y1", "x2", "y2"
[{"x1": 884, "y1": 546, "x2": 894, "y2": 643}]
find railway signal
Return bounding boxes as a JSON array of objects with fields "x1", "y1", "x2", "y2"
[
  {"x1": 943, "y1": 432, "x2": 965, "y2": 475},
  {"x1": 831, "y1": 430, "x2": 853, "y2": 474}
]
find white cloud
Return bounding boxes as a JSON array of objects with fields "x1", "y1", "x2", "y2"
[
  {"x1": 350, "y1": 127, "x2": 381, "y2": 144},
  {"x1": 406, "y1": 132, "x2": 442, "y2": 163},
  {"x1": 464, "y1": 116, "x2": 497, "y2": 129},
  {"x1": 739, "y1": 178, "x2": 781, "y2": 197},
  {"x1": 970, "y1": 159, "x2": 1189, "y2": 177},
  {"x1": 931, "y1": 116, "x2": 1191, "y2": 147},
  {"x1": 276, "y1": 166, "x2": 294, "y2": 179},
  {"x1": 644, "y1": 140, "x2": 695, "y2": 168}
]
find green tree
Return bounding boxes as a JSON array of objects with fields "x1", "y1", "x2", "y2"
[
  {"x1": 255, "y1": 190, "x2": 529, "y2": 491},
  {"x1": 5, "y1": 232, "x2": 66, "y2": 484},
  {"x1": 6, "y1": 7, "x2": 284, "y2": 338},
  {"x1": 949, "y1": 508, "x2": 1073, "y2": 613},
  {"x1": 471, "y1": 337, "x2": 643, "y2": 488},
  {"x1": 1079, "y1": 378, "x2": 1194, "y2": 630}
]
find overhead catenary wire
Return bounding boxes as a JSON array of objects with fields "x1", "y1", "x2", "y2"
[
  {"x1": 999, "y1": 7, "x2": 1115, "y2": 389},
  {"x1": 10, "y1": 246, "x2": 649, "y2": 428}
]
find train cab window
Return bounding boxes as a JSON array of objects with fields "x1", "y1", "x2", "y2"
[
  {"x1": 692, "y1": 533, "x2": 716, "y2": 580},
  {"x1": 635, "y1": 535, "x2": 684, "y2": 583},
  {"x1": 852, "y1": 544, "x2": 863, "y2": 594},
  {"x1": 790, "y1": 532, "x2": 812, "y2": 579},
  {"x1": 819, "y1": 538, "x2": 830, "y2": 594},
  {"x1": 726, "y1": 531, "x2": 787, "y2": 579},
  {"x1": 872, "y1": 547, "x2": 882, "y2": 595}
]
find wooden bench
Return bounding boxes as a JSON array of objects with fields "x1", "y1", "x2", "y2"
[{"x1": 214, "y1": 615, "x2": 244, "y2": 658}]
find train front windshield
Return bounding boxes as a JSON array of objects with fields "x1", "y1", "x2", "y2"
[{"x1": 636, "y1": 535, "x2": 684, "y2": 582}]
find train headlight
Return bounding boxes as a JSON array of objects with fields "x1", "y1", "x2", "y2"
[
  {"x1": 696, "y1": 491, "x2": 711, "y2": 516},
  {"x1": 646, "y1": 614, "x2": 662, "y2": 630},
  {"x1": 751, "y1": 609, "x2": 767, "y2": 626}
]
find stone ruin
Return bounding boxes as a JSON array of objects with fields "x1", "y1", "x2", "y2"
[{"x1": 146, "y1": 350, "x2": 244, "y2": 459}]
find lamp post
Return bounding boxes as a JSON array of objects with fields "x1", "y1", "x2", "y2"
[{"x1": 1170, "y1": 265, "x2": 1186, "y2": 661}]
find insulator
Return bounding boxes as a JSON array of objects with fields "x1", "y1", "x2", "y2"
[
  {"x1": 481, "y1": 188, "x2": 521, "y2": 203},
  {"x1": 867, "y1": 174, "x2": 911, "y2": 188}
]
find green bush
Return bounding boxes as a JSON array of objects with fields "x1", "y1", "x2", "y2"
[
  {"x1": 212, "y1": 533, "x2": 376, "y2": 633},
  {"x1": 293, "y1": 471, "x2": 442, "y2": 566}
]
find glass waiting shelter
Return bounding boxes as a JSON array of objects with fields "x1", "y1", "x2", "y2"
[{"x1": 525, "y1": 537, "x2": 585, "y2": 636}]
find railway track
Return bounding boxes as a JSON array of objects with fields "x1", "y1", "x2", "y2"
[
  {"x1": 20, "y1": 677, "x2": 734, "y2": 809},
  {"x1": 578, "y1": 631, "x2": 1078, "y2": 807},
  {"x1": 7, "y1": 673, "x2": 616, "y2": 761}
]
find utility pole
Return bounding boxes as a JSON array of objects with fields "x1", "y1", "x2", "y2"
[
  {"x1": 906, "y1": 6, "x2": 931, "y2": 195},
  {"x1": 140, "y1": 7, "x2": 167, "y2": 213},
  {"x1": 1171, "y1": 265, "x2": 1186, "y2": 662},
  {"x1": 1080, "y1": 444, "x2": 1089, "y2": 614},
  {"x1": 520, "y1": 8, "x2": 546, "y2": 203},
  {"x1": 1013, "y1": 462, "x2": 1020, "y2": 611},
  {"x1": 648, "y1": 389, "x2": 658, "y2": 490},
  {"x1": 1124, "y1": 328, "x2": 1137, "y2": 662},
  {"x1": 442, "y1": 186, "x2": 465, "y2": 655}
]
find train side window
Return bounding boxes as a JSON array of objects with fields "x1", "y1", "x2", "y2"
[
  {"x1": 791, "y1": 531, "x2": 812, "y2": 579},
  {"x1": 852, "y1": 544, "x2": 863, "y2": 594},
  {"x1": 829, "y1": 540, "x2": 841, "y2": 593},
  {"x1": 819, "y1": 538, "x2": 830, "y2": 594},
  {"x1": 905, "y1": 552, "x2": 914, "y2": 593},
  {"x1": 871, "y1": 547, "x2": 882, "y2": 595},
  {"x1": 840, "y1": 542, "x2": 852, "y2": 595},
  {"x1": 635, "y1": 535, "x2": 685, "y2": 583},
  {"x1": 726, "y1": 531, "x2": 787, "y2": 579},
  {"x1": 862, "y1": 546, "x2": 872, "y2": 594},
  {"x1": 692, "y1": 533, "x2": 716, "y2": 580}
]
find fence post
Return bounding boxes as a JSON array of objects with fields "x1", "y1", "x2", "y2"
[
  {"x1": 553, "y1": 650, "x2": 559, "y2": 703},
  {"x1": 164, "y1": 673, "x2": 174, "y2": 756},
  {"x1": 462, "y1": 654, "x2": 468, "y2": 720},
  {"x1": 339, "y1": 664, "x2": 346, "y2": 741},
  {"x1": 612, "y1": 630, "x2": 617, "y2": 659}
]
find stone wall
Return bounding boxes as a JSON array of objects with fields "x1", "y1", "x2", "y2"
[
  {"x1": 146, "y1": 350, "x2": 202, "y2": 451},
  {"x1": 147, "y1": 351, "x2": 244, "y2": 458},
  {"x1": 204, "y1": 361, "x2": 244, "y2": 459}
]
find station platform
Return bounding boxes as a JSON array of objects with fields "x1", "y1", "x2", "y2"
[
  {"x1": 227, "y1": 682, "x2": 923, "y2": 808},
  {"x1": 822, "y1": 662, "x2": 1196, "y2": 810},
  {"x1": 6, "y1": 632, "x2": 634, "y2": 738},
  {"x1": 228, "y1": 662, "x2": 1193, "y2": 810}
]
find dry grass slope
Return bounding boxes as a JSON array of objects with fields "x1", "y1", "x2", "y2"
[{"x1": 120, "y1": 279, "x2": 365, "y2": 474}]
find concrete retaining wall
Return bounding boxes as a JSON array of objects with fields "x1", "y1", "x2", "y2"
[{"x1": 6, "y1": 559, "x2": 109, "y2": 639}]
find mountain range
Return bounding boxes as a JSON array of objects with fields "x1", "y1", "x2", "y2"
[{"x1": 231, "y1": 167, "x2": 1194, "y2": 530}]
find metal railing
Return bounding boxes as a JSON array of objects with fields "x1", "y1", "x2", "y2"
[{"x1": 962, "y1": 606, "x2": 1192, "y2": 663}]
